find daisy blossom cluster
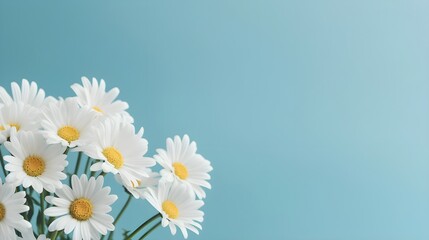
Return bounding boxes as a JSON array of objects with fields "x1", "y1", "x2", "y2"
[{"x1": 0, "y1": 78, "x2": 213, "y2": 240}]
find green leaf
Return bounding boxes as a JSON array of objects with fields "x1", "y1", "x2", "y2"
[{"x1": 37, "y1": 210, "x2": 43, "y2": 234}]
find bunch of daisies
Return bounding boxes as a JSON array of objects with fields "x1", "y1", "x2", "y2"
[{"x1": 0, "y1": 78, "x2": 213, "y2": 240}]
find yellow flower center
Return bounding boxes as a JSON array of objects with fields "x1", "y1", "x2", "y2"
[
  {"x1": 9, "y1": 123, "x2": 20, "y2": 131},
  {"x1": 23, "y1": 155, "x2": 45, "y2": 177},
  {"x1": 92, "y1": 106, "x2": 103, "y2": 113},
  {"x1": 0, "y1": 203, "x2": 5, "y2": 221},
  {"x1": 173, "y1": 162, "x2": 189, "y2": 180},
  {"x1": 102, "y1": 147, "x2": 124, "y2": 169},
  {"x1": 162, "y1": 200, "x2": 179, "y2": 219},
  {"x1": 69, "y1": 198, "x2": 93, "y2": 221},
  {"x1": 57, "y1": 126, "x2": 80, "y2": 143},
  {"x1": 0, "y1": 126, "x2": 4, "y2": 131}
]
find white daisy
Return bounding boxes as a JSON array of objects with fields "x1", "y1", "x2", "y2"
[
  {"x1": 4, "y1": 130, "x2": 68, "y2": 193},
  {"x1": 41, "y1": 98, "x2": 96, "y2": 147},
  {"x1": 155, "y1": 135, "x2": 213, "y2": 199},
  {"x1": 0, "y1": 102, "x2": 40, "y2": 144},
  {"x1": 76, "y1": 118, "x2": 155, "y2": 187},
  {"x1": 71, "y1": 76, "x2": 133, "y2": 123},
  {"x1": 144, "y1": 181, "x2": 204, "y2": 239},
  {"x1": 0, "y1": 178, "x2": 31, "y2": 238},
  {"x1": 45, "y1": 175, "x2": 117, "y2": 240},
  {"x1": 0, "y1": 79, "x2": 51, "y2": 108},
  {"x1": 114, "y1": 170, "x2": 160, "y2": 199}
]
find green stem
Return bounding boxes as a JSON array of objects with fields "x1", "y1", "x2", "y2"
[
  {"x1": 84, "y1": 156, "x2": 92, "y2": 175},
  {"x1": 40, "y1": 191, "x2": 45, "y2": 234},
  {"x1": 74, "y1": 152, "x2": 83, "y2": 175},
  {"x1": 126, "y1": 213, "x2": 161, "y2": 240},
  {"x1": 31, "y1": 197, "x2": 40, "y2": 205},
  {"x1": 139, "y1": 221, "x2": 162, "y2": 240},
  {"x1": 0, "y1": 145, "x2": 7, "y2": 176},
  {"x1": 50, "y1": 230, "x2": 59, "y2": 239},
  {"x1": 106, "y1": 194, "x2": 133, "y2": 240}
]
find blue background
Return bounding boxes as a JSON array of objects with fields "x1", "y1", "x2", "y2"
[{"x1": 1, "y1": 1, "x2": 429, "y2": 239}]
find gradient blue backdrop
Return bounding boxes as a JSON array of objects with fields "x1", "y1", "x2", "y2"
[{"x1": 1, "y1": 1, "x2": 429, "y2": 239}]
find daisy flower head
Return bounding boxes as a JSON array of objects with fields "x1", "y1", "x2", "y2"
[
  {"x1": 4, "y1": 130, "x2": 68, "y2": 193},
  {"x1": 114, "y1": 170, "x2": 160, "y2": 199},
  {"x1": 145, "y1": 181, "x2": 204, "y2": 239},
  {"x1": 45, "y1": 175, "x2": 117, "y2": 240},
  {"x1": 0, "y1": 79, "x2": 51, "y2": 108},
  {"x1": 0, "y1": 178, "x2": 31, "y2": 238},
  {"x1": 155, "y1": 135, "x2": 213, "y2": 199},
  {"x1": 0, "y1": 102, "x2": 40, "y2": 143},
  {"x1": 77, "y1": 118, "x2": 155, "y2": 187},
  {"x1": 41, "y1": 98, "x2": 96, "y2": 147},
  {"x1": 71, "y1": 76, "x2": 133, "y2": 123}
]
